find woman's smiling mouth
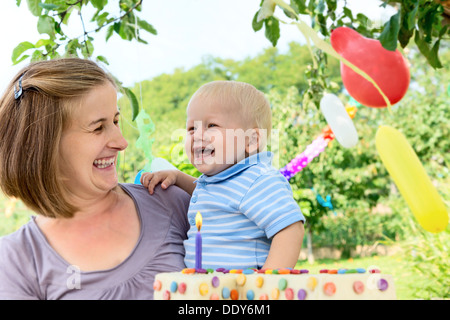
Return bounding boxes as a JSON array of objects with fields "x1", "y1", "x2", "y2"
[{"x1": 93, "y1": 156, "x2": 115, "y2": 169}]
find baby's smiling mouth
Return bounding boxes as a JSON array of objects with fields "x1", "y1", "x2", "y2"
[{"x1": 194, "y1": 146, "x2": 215, "y2": 159}]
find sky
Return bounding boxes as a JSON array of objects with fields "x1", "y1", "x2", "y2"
[{"x1": 0, "y1": 0, "x2": 395, "y2": 90}]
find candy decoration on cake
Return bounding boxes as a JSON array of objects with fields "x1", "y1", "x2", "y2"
[
  {"x1": 320, "y1": 93, "x2": 359, "y2": 148},
  {"x1": 195, "y1": 211, "x2": 203, "y2": 269},
  {"x1": 376, "y1": 126, "x2": 448, "y2": 233},
  {"x1": 153, "y1": 267, "x2": 396, "y2": 300},
  {"x1": 353, "y1": 280, "x2": 364, "y2": 294},
  {"x1": 330, "y1": 27, "x2": 410, "y2": 108}
]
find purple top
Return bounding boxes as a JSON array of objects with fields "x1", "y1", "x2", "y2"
[{"x1": 0, "y1": 183, "x2": 190, "y2": 300}]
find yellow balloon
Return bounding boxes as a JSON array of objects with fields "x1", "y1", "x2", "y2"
[{"x1": 375, "y1": 125, "x2": 448, "y2": 233}]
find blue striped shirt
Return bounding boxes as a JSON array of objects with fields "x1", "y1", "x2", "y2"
[{"x1": 184, "y1": 152, "x2": 305, "y2": 269}]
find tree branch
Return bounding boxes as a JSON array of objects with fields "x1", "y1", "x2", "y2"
[
  {"x1": 78, "y1": 9, "x2": 90, "y2": 55},
  {"x1": 93, "y1": 0, "x2": 143, "y2": 33}
]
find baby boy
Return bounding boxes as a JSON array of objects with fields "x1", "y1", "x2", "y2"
[{"x1": 141, "y1": 81, "x2": 305, "y2": 270}]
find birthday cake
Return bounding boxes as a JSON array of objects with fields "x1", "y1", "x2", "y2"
[{"x1": 153, "y1": 268, "x2": 396, "y2": 300}]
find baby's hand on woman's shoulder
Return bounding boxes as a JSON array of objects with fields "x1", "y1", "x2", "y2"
[{"x1": 140, "y1": 170, "x2": 178, "y2": 194}]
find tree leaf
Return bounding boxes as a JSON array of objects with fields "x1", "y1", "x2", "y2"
[
  {"x1": 61, "y1": 5, "x2": 75, "y2": 25},
  {"x1": 95, "y1": 12, "x2": 110, "y2": 27},
  {"x1": 379, "y1": 11, "x2": 400, "y2": 51},
  {"x1": 290, "y1": 0, "x2": 307, "y2": 14},
  {"x1": 406, "y1": 0, "x2": 419, "y2": 30},
  {"x1": 96, "y1": 55, "x2": 109, "y2": 65},
  {"x1": 123, "y1": 87, "x2": 140, "y2": 121},
  {"x1": 325, "y1": 0, "x2": 337, "y2": 12},
  {"x1": 81, "y1": 39, "x2": 94, "y2": 58},
  {"x1": 252, "y1": 11, "x2": 264, "y2": 31},
  {"x1": 14, "y1": 54, "x2": 30, "y2": 65},
  {"x1": 90, "y1": 0, "x2": 108, "y2": 10},
  {"x1": 414, "y1": 29, "x2": 442, "y2": 69},
  {"x1": 316, "y1": 0, "x2": 325, "y2": 14},
  {"x1": 26, "y1": 0, "x2": 42, "y2": 16},
  {"x1": 37, "y1": 15, "x2": 56, "y2": 39},
  {"x1": 398, "y1": 26, "x2": 414, "y2": 48},
  {"x1": 31, "y1": 49, "x2": 45, "y2": 62},
  {"x1": 11, "y1": 41, "x2": 35, "y2": 64},
  {"x1": 105, "y1": 25, "x2": 114, "y2": 41},
  {"x1": 343, "y1": 7, "x2": 353, "y2": 20},
  {"x1": 35, "y1": 38, "x2": 53, "y2": 48},
  {"x1": 38, "y1": 3, "x2": 59, "y2": 11},
  {"x1": 65, "y1": 38, "x2": 80, "y2": 56},
  {"x1": 114, "y1": 21, "x2": 128, "y2": 40},
  {"x1": 264, "y1": 17, "x2": 280, "y2": 47},
  {"x1": 429, "y1": 38, "x2": 442, "y2": 69},
  {"x1": 137, "y1": 19, "x2": 157, "y2": 35},
  {"x1": 113, "y1": 21, "x2": 121, "y2": 34},
  {"x1": 137, "y1": 37, "x2": 148, "y2": 44},
  {"x1": 397, "y1": 1, "x2": 418, "y2": 48}
]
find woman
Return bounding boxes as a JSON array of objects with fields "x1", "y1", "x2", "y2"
[{"x1": 0, "y1": 58, "x2": 190, "y2": 299}]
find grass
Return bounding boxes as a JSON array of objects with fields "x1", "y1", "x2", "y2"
[{"x1": 295, "y1": 254, "x2": 432, "y2": 300}]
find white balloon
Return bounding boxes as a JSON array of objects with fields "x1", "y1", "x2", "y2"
[
  {"x1": 134, "y1": 158, "x2": 177, "y2": 185},
  {"x1": 150, "y1": 157, "x2": 177, "y2": 172},
  {"x1": 320, "y1": 93, "x2": 359, "y2": 148}
]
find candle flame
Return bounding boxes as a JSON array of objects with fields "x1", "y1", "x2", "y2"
[{"x1": 195, "y1": 211, "x2": 202, "y2": 231}]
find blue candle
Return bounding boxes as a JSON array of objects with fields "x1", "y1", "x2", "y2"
[{"x1": 195, "y1": 211, "x2": 202, "y2": 269}]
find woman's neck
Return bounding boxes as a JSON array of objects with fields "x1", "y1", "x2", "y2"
[{"x1": 36, "y1": 186, "x2": 124, "y2": 227}]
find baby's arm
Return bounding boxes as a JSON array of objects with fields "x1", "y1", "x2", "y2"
[
  {"x1": 141, "y1": 170, "x2": 197, "y2": 195},
  {"x1": 262, "y1": 222, "x2": 304, "y2": 269}
]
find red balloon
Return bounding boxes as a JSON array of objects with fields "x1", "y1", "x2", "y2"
[{"x1": 330, "y1": 27, "x2": 410, "y2": 108}]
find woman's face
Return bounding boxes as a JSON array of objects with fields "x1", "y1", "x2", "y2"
[{"x1": 59, "y1": 82, "x2": 128, "y2": 200}]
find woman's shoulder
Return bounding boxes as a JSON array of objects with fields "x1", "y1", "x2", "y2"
[
  {"x1": 117, "y1": 184, "x2": 190, "y2": 282},
  {"x1": 119, "y1": 183, "x2": 190, "y2": 228},
  {"x1": 120, "y1": 183, "x2": 190, "y2": 210},
  {"x1": 0, "y1": 219, "x2": 48, "y2": 273},
  {"x1": 120, "y1": 182, "x2": 189, "y2": 200},
  {"x1": 0, "y1": 220, "x2": 36, "y2": 257},
  {"x1": 0, "y1": 220, "x2": 44, "y2": 299}
]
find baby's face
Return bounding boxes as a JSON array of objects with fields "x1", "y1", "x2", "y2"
[{"x1": 185, "y1": 95, "x2": 249, "y2": 176}]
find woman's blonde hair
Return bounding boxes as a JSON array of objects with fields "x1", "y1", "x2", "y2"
[
  {"x1": 189, "y1": 80, "x2": 272, "y2": 137},
  {"x1": 0, "y1": 58, "x2": 116, "y2": 219}
]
